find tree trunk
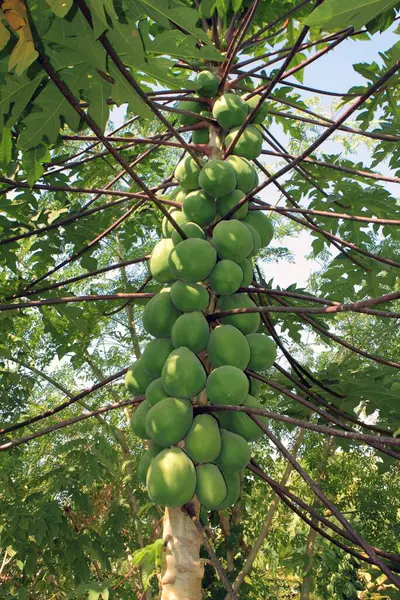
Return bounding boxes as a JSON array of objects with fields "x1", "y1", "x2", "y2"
[
  {"x1": 299, "y1": 437, "x2": 335, "y2": 600},
  {"x1": 299, "y1": 526, "x2": 318, "y2": 600},
  {"x1": 160, "y1": 508, "x2": 204, "y2": 600}
]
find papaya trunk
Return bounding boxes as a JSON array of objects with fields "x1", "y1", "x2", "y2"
[{"x1": 160, "y1": 508, "x2": 204, "y2": 600}]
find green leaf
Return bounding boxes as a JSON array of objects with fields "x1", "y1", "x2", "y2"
[
  {"x1": 45, "y1": 0, "x2": 73, "y2": 17},
  {"x1": 199, "y1": 0, "x2": 216, "y2": 17},
  {"x1": 22, "y1": 144, "x2": 50, "y2": 187},
  {"x1": 232, "y1": 0, "x2": 243, "y2": 12},
  {"x1": 85, "y1": 0, "x2": 118, "y2": 36},
  {"x1": 17, "y1": 66, "x2": 88, "y2": 149},
  {"x1": 0, "y1": 127, "x2": 12, "y2": 170},
  {"x1": 109, "y1": 64, "x2": 153, "y2": 120},
  {"x1": 304, "y1": 0, "x2": 400, "y2": 30},
  {"x1": 0, "y1": 72, "x2": 44, "y2": 133},
  {"x1": 0, "y1": 16, "x2": 10, "y2": 51}
]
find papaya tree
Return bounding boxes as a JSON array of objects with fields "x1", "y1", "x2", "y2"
[{"x1": 0, "y1": 0, "x2": 399, "y2": 598}]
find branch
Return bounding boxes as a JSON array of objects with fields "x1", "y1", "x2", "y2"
[
  {"x1": 260, "y1": 147, "x2": 400, "y2": 185},
  {"x1": 0, "y1": 366, "x2": 130, "y2": 436},
  {"x1": 271, "y1": 294, "x2": 400, "y2": 369},
  {"x1": 195, "y1": 405, "x2": 400, "y2": 448},
  {"x1": 249, "y1": 463, "x2": 400, "y2": 568},
  {"x1": 246, "y1": 370, "x2": 400, "y2": 459},
  {"x1": 0, "y1": 179, "x2": 177, "y2": 248},
  {"x1": 0, "y1": 396, "x2": 144, "y2": 452},
  {"x1": 7, "y1": 256, "x2": 150, "y2": 300},
  {"x1": 207, "y1": 291, "x2": 400, "y2": 320},
  {"x1": 248, "y1": 205, "x2": 400, "y2": 226},
  {"x1": 248, "y1": 423, "x2": 400, "y2": 588},
  {"x1": 0, "y1": 292, "x2": 156, "y2": 312}
]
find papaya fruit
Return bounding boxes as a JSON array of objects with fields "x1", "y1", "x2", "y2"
[
  {"x1": 162, "y1": 209, "x2": 187, "y2": 238},
  {"x1": 125, "y1": 360, "x2": 157, "y2": 395},
  {"x1": 225, "y1": 125, "x2": 263, "y2": 160},
  {"x1": 199, "y1": 159, "x2": 236, "y2": 197},
  {"x1": 206, "y1": 365, "x2": 249, "y2": 405},
  {"x1": 185, "y1": 415, "x2": 221, "y2": 463},
  {"x1": 146, "y1": 377, "x2": 169, "y2": 407},
  {"x1": 243, "y1": 94, "x2": 268, "y2": 124},
  {"x1": 169, "y1": 238, "x2": 217, "y2": 283},
  {"x1": 142, "y1": 338, "x2": 174, "y2": 377},
  {"x1": 162, "y1": 347, "x2": 206, "y2": 398},
  {"x1": 138, "y1": 444, "x2": 163, "y2": 484},
  {"x1": 217, "y1": 293, "x2": 260, "y2": 334},
  {"x1": 192, "y1": 127, "x2": 210, "y2": 144},
  {"x1": 170, "y1": 281, "x2": 209, "y2": 312},
  {"x1": 171, "y1": 222, "x2": 206, "y2": 245},
  {"x1": 169, "y1": 186, "x2": 186, "y2": 203},
  {"x1": 226, "y1": 155, "x2": 257, "y2": 193},
  {"x1": 244, "y1": 209, "x2": 274, "y2": 247},
  {"x1": 249, "y1": 376, "x2": 262, "y2": 397},
  {"x1": 217, "y1": 471, "x2": 241, "y2": 509},
  {"x1": 225, "y1": 394, "x2": 268, "y2": 442},
  {"x1": 212, "y1": 93, "x2": 248, "y2": 129},
  {"x1": 146, "y1": 447, "x2": 196, "y2": 507},
  {"x1": 196, "y1": 463, "x2": 227, "y2": 509},
  {"x1": 243, "y1": 222, "x2": 261, "y2": 256},
  {"x1": 143, "y1": 289, "x2": 181, "y2": 338},
  {"x1": 196, "y1": 70, "x2": 220, "y2": 97},
  {"x1": 215, "y1": 429, "x2": 251, "y2": 474},
  {"x1": 171, "y1": 311, "x2": 210, "y2": 354},
  {"x1": 207, "y1": 325, "x2": 250, "y2": 370},
  {"x1": 149, "y1": 239, "x2": 175, "y2": 283},
  {"x1": 145, "y1": 397, "x2": 193, "y2": 446},
  {"x1": 216, "y1": 189, "x2": 248, "y2": 220},
  {"x1": 209, "y1": 259, "x2": 243, "y2": 295},
  {"x1": 212, "y1": 219, "x2": 253, "y2": 262},
  {"x1": 237, "y1": 258, "x2": 253, "y2": 287},
  {"x1": 178, "y1": 100, "x2": 205, "y2": 125},
  {"x1": 130, "y1": 399, "x2": 151, "y2": 439},
  {"x1": 246, "y1": 333, "x2": 276, "y2": 371},
  {"x1": 183, "y1": 190, "x2": 216, "y2": 226},
  {"x1": 175, "y1": 156, "x2": 202, "y2": 191}
]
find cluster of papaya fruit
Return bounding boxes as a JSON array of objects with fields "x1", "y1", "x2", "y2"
[{"x1": 125, "y1": 71, "x2": 276, "y2": 510}]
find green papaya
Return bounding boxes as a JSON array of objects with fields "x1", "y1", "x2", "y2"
[
  {"x1": 185, "y1": 415, "x2": 221, "y2": 463},
  {"x1": 146, "y1": 447, "x2": 196, "y2": 507},
  {"x1": 207, "y1": 325, "x2": 250, "y2": 370},
  {"x1": 215, "y1": 429, "x2": 251, "y2": 474},
  {"x1": 170, "y1": 281, "x2": 209, "y2": 312},
  {"x1": 199, "y1": 159, "x2": 236, "y2": 197},
  {"x1": 143, "y1": 289, "x2": 181, "y2": 338},
  {"x1": 169, "y1": 239, "x2": 217, "y2": 283},
  {"x1": 145, "y1": 397, "x2": 193, "y2": 446},
  {"x1": 212, "y1": 219, "x2": 253, "y2": 262},
  {"x1": 171, "y1": 312, "x2": 210, "y2": 354},
  {"x1": 246, "y1": 333, "x2": 276, "y2": 371},
  {"x1": 162, "y1": 347, "x2": 206, "y2": 398},
  {"x1": 206, "y1": 365, "x2": 249, "y2": 405},
  {"x1": 212, "y1": 94, "x2": 248, "y2": 129},
  {"x1": 217, "y1": 293, "x2": 260, "y2": 334},
  {"x1": 196, "y1": 464, "x2": 227, "y2": 509},
  {"x1": 225, "y1": 125, "x2": 263, "y2": 160},
  {"x1": 209, "y1": 260, "x2": 243, "y2": 296}
]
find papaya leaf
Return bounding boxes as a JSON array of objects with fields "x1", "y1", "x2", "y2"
[
  {"x1": 45, "y1": 0, "x2": 73, "y2": 18},
  {"x1": 304, "y1": 0, "x2": 400, "y2": 30}
]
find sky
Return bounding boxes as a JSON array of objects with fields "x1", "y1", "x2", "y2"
[{"x1": 109, "y1": 24, "x2": 399, "y2": 289}]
